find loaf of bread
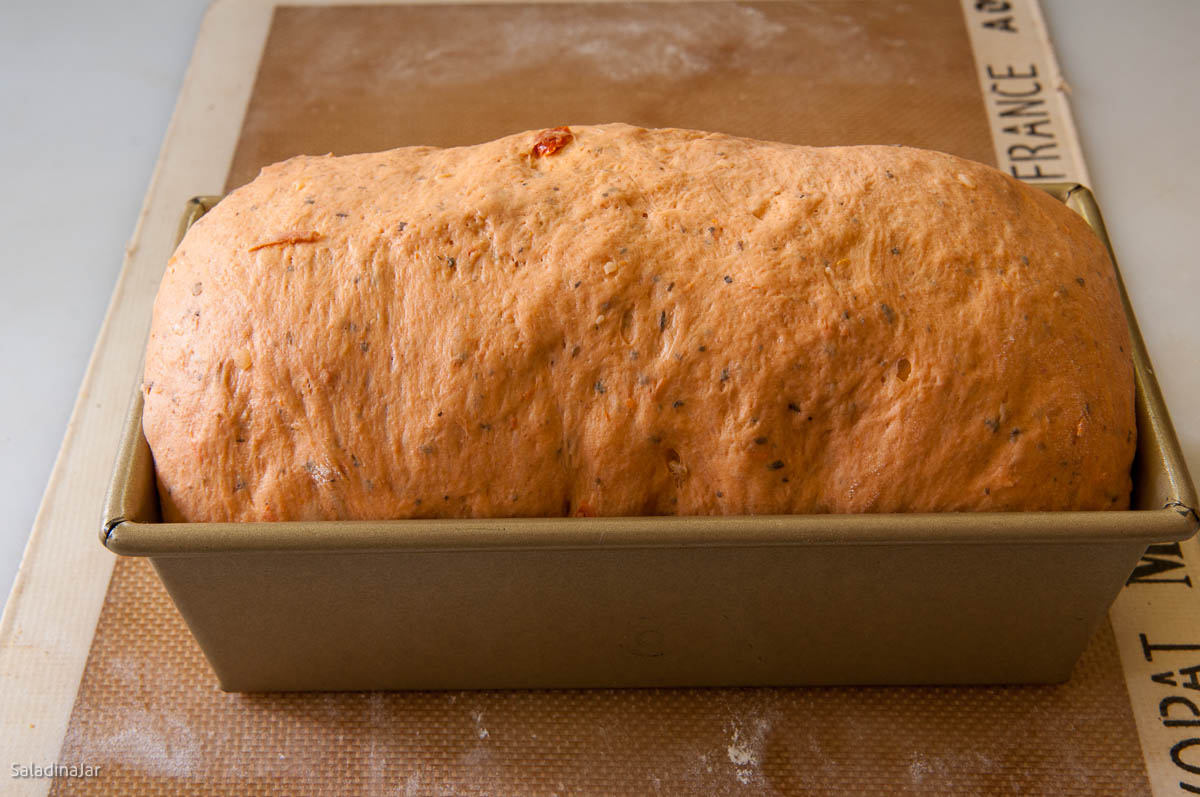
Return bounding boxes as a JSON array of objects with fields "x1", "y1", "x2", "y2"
[{"x1": 144, "y1": 124, "x2": 1134, "y2": 522}]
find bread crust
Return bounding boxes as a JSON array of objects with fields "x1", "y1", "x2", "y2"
[{"x1": 143, "y1": 124, "x2": 1134, "y2": 522}]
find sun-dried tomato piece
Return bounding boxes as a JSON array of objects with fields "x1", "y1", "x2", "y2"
[
  {"x1": 247, "y1": 230, "x2": 323, "y2": 252},
  {"x1": 531, "y1": 126, "x2": 573, "y2": 158}
]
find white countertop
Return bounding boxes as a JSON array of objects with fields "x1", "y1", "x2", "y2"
[{"x1": 1, "y1": 0, "x2": 1197, "y2": 610}]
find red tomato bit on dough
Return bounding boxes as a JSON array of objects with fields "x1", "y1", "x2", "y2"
[{"x1": 532, "y1": 126, "x2": 573, "y2": 157}]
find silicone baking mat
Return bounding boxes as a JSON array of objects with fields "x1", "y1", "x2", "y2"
[{"x1": 4, "y1": 0, "x2": 1195, "y2": 794}]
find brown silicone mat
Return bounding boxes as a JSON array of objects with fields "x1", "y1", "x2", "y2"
[
  {"x1": 225, "y1": 1, "x2": 995, "y2": 189},
  {"x1": 51, "y1": 2, "x2": 1152, "y2": 793}
]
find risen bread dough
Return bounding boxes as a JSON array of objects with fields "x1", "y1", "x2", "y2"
[{"x1": 143, "y1": 124, "x2": 1134, "y2": 522}]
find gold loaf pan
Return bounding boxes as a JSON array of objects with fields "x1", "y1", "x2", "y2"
[{"x1": 102, "y1": 185, "x2": 1199, "y2": 691}]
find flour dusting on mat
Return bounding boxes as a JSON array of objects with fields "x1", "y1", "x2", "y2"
[
  {"x1": 909, "y1": 754, "x2": 933, "y2": 784},
  {"x1": 472, "y1": 709, "x2": 490, "y2": 740},
  {"x1": 726, "y1": 717, "x2": 771, "y2": 786},
  {"x1": 93, "y1": 708, "x2": 200, "y2": 778},
  {"x1": 375, "y1": 5, "x2": 787, "y2": 85}
]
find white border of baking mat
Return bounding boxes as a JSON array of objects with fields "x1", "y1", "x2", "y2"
[{"x1": 964, "y1": 1, "x2": 1200, "y2": 794}]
